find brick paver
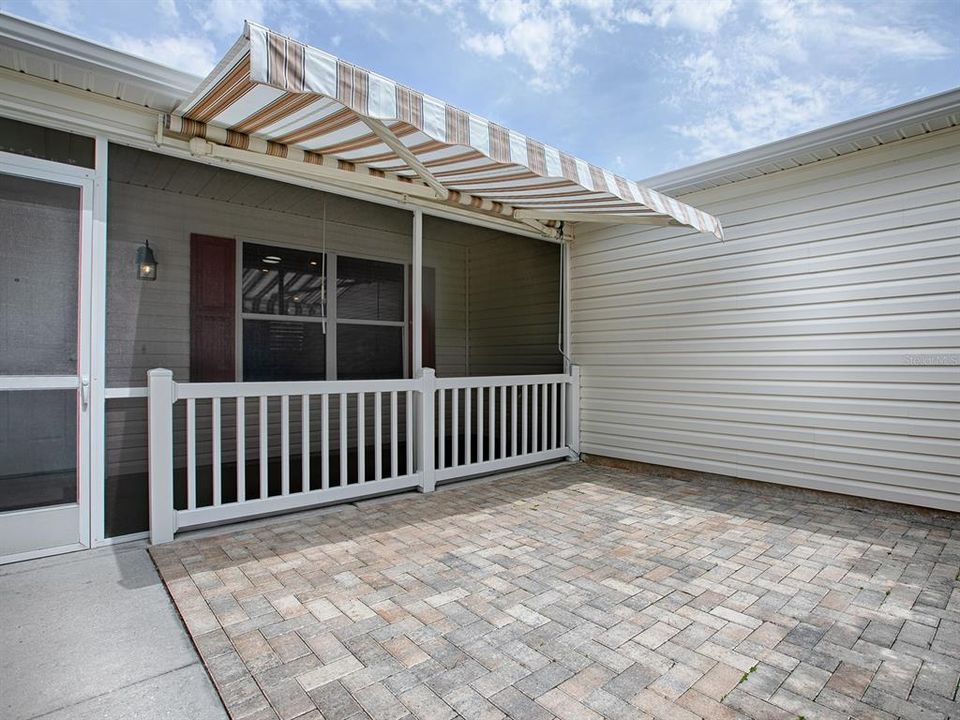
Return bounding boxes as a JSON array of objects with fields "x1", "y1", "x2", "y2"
[{"x1": 151, "y1": 462, "x2": 960, "y2": 720}]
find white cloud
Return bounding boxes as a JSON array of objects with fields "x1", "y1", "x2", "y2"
[
  {"x1": 158, "y1": 0, "x2": 179, "y2": 21},
  {"x1": 30, "y1": 0, "x2": 77, "y2": 26},
  {"x1": 464, "y1": 32, "x2": 506, "y2": 58},
  {"x1": 845, "y1": 24, "x2": 951, "y2": 60},
  {"x1": 340, "y1": 0, "x2": 377, "y2": 8},
  {"x1": 455, "y1": 0, "x2": 737, "y2": 90},
  {"x1": 646, "y1": 0, "x2": 734, "y2": 34},
  {"x1": 457, "y1": 0, "x2": 588, "y2": 90},
  {"x1": 110, "y1": 34, "x2": 218, "y2": 76},
  {"x1": 661, "y1": 0, "x2": 951, "y2": 162},
  {"x1": 200, "y1": 0, "x2": 266, "y2": 37}
]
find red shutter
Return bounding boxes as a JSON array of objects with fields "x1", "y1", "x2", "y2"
[
  {"x1": 408, "y1": 265, "x2": 436, "y2": 375},
  {"x1": 190, "y1": 234, "x2": 236, "y2": 381}
]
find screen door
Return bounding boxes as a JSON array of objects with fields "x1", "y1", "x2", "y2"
[{"x1": 0, "y1": 160, "x2": 93, "y2": 562}]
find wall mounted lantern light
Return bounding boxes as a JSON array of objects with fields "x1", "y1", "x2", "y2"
[{"x1": 136, "y1": 240, "x2": 158, "y2": 281}]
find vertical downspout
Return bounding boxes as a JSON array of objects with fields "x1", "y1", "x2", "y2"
[{"x1": 412, "y1": 208, "x2": 423, "y2": 376}]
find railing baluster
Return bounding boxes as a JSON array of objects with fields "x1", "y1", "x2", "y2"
[
  {"x1": 301, "y1": 394, "x2": 310, "y2": 492},
  {"x1": 477, "y1": 385, "x2": 484, "y2": 463},
  {"x1": 550, "y1": 382, "x2": 557, "y2": 450},
  {"x1": 541, "y1": 383, "x2": 548, "y2": 452},
  {"x1": 522, "y1": 385, "x2": 529, "y2": 455},
  {"x1": 212, "y1": 397, "x2": 222, "y2": 506},
  {"x1": 560, "y1": 381, "x2": 566, "y2": 450},
  {"x1": 321, "y1": 393, "x2": 330, "y2": 490},
  {"x1": 259, "y1": 396, "x2": 268, "y2": 499},
  {"x1": 511, "y1": 385, "x2": 518, "y2": 458},
  {"x1": 390, "y1": 391, "x2": 398, "y2": 479},
  {"x1": 438, "y1": 388, "x2": 446, "y2": 470},
  {"x1": 339, "y1": 393, "x2": 348, "y2": 486},
  {"x1": 531, "y1": 384, "x2": 539, "y2": 453},
  {"x1": 374, "y1": 391, "x2": 382, "y2": 481},
  {"x1": 488, "y1": 385, "x2": 495, "y2": 461},
  {"x1": 280, "y1": 395, "x2": 290, "y2": 496},
  {"x1": 465, "y1": 387, "x2": 472, "y2": 465},
  {"x1": 451, "y1": 388, "x2": 459, "y2": 468},
  {"x1": 186, "y1": 398, "x2": 196, "y2": 510},
  {"x1": 405, "y1": 390, "x2": 413, "y2": 476},
  {"x1": 236, "y1": 396, "x2": 245, "y2": 502},
  {"x1": 500, "y1": 384, "x2": 507, "y2": 460},
  {"x1": 357, "y1": 392, "x2": 365, "y2": 484}
]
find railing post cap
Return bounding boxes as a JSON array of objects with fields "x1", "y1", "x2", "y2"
[
  {"x1": 148, "y1": 368, "x2": 174, "y2": 378},
  {"x1": 419, "y1": 367, "x2": 436, "y2": 378}
]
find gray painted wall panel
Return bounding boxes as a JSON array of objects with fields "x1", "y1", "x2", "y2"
[{"x1": 102, "y1": 154, "x2": 559, "y2": 507}]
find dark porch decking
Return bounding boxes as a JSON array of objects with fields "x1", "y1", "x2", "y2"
[{"x1": 151, "y1": 462, "x2": 960, "y2": 720}]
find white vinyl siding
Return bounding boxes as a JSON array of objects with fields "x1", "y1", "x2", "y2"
[{"x1": 571, "y1": 127, "x2": 960, "y2": 511}]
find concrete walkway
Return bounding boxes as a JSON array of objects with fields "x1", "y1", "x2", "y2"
[{"x1": 1, "y1": 540, "x2": 227, "y2": 720}]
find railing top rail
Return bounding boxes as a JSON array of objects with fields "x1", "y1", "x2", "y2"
[
  {"x1": 174, "y1": 377, "x2": 422, "y2": 400},
  {"x1": 435, "y1": 372, "x2": 571, "y2": 389}
]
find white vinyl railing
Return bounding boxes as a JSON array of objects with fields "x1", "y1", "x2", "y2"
[
  {"x1": 148, "y1": 366, "x2": 580, "y2": 544},
  {"x1": 434, "y1": 373, "x2": 573, "y2": 482}
]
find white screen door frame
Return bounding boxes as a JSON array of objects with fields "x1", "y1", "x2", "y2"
[{"x1": 0, "y1": 151, "x2": 96, "y2": 563}]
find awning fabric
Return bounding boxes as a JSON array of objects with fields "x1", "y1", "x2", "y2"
[{"x1": 171, "y1": 22, "x2": 723, "y2": 239}]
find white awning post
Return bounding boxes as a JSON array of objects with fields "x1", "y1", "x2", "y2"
[
  {"x1": 412, "y1": 209, "x2": 436, "y2": 492},
  {"x1": 148, "y1": 368, "x2": 176, "y2": 544},
  {"x1": 417, "y1": 368, "x2": 436, "y2": 493}
]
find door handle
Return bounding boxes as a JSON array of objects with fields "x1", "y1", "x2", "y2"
[{"x1": 80, "y1": 377, "x2": 90, "y2": 409}]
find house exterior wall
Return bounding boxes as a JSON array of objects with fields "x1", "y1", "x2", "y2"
[
  {"x1": 570, "y1": 127, "x2": 960, "y2": 511},
  {"x1": 102, "y1": 163, "x2": 560, "y2": 534},
  {"x1": 467, "y1": 234, "x2": 563, "y2": 376}
]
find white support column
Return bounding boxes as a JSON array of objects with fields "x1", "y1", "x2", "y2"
[
  {"x1": 89, "y1": 135, "x2": 108, "y2": 546},
  {"x1": 562, "y1": 233, "x2": 572, "y2": 374},
  {"x1": 417, "y1": 368, "x2": 436, "y2": 493},
  {"x1": 566, "y1": 365, "x2": 581, "y2": 461},
  {"x1": 412, "y1": 208, "x2": 424, "y2": 377},
  {"x1": 148, "y1": 368, "x2": 176, "y2": 544}
]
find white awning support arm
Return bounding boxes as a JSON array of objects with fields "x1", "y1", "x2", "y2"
[
  {"x1": 359, "y1": 117, "x2": 450, "y2": 201},
  {"x1": 513, "y1": 209, "x2": 682, "y2": 226}
]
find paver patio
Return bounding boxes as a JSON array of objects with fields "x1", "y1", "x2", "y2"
[{"x1": 151, "y1": 462, "x2": 960, "y2": 720}]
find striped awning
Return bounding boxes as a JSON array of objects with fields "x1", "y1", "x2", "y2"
[{"x1": 170, "y1": 22, "x2": 723, "y2": 239}]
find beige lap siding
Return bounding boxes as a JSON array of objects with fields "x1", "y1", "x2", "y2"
[{"x1": 571, "y1": 127, "x2": 960, "y2": 511}]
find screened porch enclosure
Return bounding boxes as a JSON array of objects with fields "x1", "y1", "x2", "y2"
[{"x1": 103, "y1": 144, "x2": 566, "y2": 538}]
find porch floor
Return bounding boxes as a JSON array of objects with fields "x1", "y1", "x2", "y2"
[{"x1": 150, "y1": 462, "x2": 960, "y2": 720}]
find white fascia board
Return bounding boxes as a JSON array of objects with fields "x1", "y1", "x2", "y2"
[
  {"x1": 643, "y1": 87, "x2": 960, "y2": 195},
  {"x1": 0, "y1": 12, "x2": 199, "y2": 102}
]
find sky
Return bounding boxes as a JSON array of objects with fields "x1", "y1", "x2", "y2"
[{"x1": 5, "y1": 0, "x2": 959, "y2": 178}]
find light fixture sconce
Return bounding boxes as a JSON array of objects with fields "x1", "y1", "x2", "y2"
[{"x1": 136, "y1": 240, "x2": 158, "y2": 281}]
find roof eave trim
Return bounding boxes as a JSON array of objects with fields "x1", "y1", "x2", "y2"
[{"x1": 0, "y1": 11, "x2": 201, "y2": 96}]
